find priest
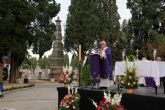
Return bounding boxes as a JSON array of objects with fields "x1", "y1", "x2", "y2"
[{"x1": 98, "y1": 40, "x2": 113, "y2": 88}]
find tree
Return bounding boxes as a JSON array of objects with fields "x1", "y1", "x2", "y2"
[
  {"x1": 0, "y1": 0, "x2": 60, "y2": 83},
  {"x1": 21, "y1": 57, "x2": 31, "y2": 69},
  {"x1": 126, "y1": 0, "x2": 165, "y2": 59},
  {"x1": 22, "y1": 64, "x2": 30, "y2": 70},
  {"x1": 38, "y1": 56, "x2": 50, "y2": 69},
  {"x1": 120, "y1": 19, "x2": 135, "y2": 56},
  {"x1": 29, "y1": 57, "x2": 38, "y2": 75},
  {"x1": 65, "y1": 0, "x2": 121, "y2": 62},
  {"x1": 31, "y1": 0, "x2": 60, "y2": 58},
  {"x1": 0, "y1": 0, "x2": 35, "y2": 83},
  {"x1": 80, "y1": 64, "x2": 91, "y2": 86},
  {"x1": 21, "y1": 57, "x2": 38, "y2": 74}
]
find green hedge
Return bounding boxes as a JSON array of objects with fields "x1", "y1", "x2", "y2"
[
  {"x1": 3, "y1": 84, "x2": 35, "y2": 92},
  {"x1": 80, "y1": 64, "x2": 91, "y2": 87}
]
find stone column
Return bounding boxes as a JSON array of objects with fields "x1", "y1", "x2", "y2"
[{"x1": 50, "y1": 17, "x2": 64, "y2": 78}]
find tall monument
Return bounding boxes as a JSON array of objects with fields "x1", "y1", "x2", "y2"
[{"x1": 50, "y1": 17, "x2": 64, "y2": 78}]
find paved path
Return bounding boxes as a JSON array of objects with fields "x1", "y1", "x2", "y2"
[{"x1": 0, "y1": 83, "x2": 62, "y2": 110}]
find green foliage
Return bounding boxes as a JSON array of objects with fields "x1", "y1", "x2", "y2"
[
  {"x1": 148, "y1": 29, "x2": 165, "y2": 45},
  {"x1": 3, "y1": 84, "x2": 35, "y2": 92},
  {"x1": 65, "y1": 0, "x2": 121, "y2": 61},
  {"x1": 0, "y1": 0, "x2": 60, "y2": 82},
  {"x1": 29, "y1": 57, "x2": 38, "y2": 71},
  {"x1": 0, "y1": 0, "x2": 35, "y2": 66},
  {"x1": 31, "y1": 0, "x2": 60, "y2": 57},
  {"x1": 38, "y1": 56, "x2": 50, "y2": 69},
  {"x1": 126, "y1": 0, "x2": 165, "y2": 58},
  {"x1": 21, "y1": 57, "x2": 37, "y2": 70},
  {"x1": 64, "y1": 54, "x2": 69, "y2": 67},
  {"x1": 80, "y1": 64, "x2": 91, "y2": 87},
  {"x1": 121, "y1": 19, "x2": 135, "y2": 56},
  {"x1": 22, "y1": 64, "x2": 30, "y2": 69},
  {"x1": 70, "y1": 55, "x2": 78, "y2": 68}
]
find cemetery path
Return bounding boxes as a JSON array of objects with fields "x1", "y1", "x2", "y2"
[{"x1": 0, "y1": 82, "x2": 62, "y2": 110}]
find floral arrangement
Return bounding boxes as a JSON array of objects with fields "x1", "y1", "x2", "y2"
[
  {"x1": 60, "y1": 87, "x2": 80, "y2": 110},
  {"x1": 58, "y1": 66, "x2": 74, "y2": 84},
  {"x1": 91, "y1": 92, "x2": 125, "y2": 110},
  {"x1": 121, "y1": 56, "x2": 138, "y2": 89}
]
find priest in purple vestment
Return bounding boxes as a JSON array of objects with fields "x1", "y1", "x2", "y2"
[{"x1": 99, "y1": 40, "x2": 113, "y2": 80}]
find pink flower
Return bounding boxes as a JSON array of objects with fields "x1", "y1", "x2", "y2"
[
  {"x1": 69, "y1": 101, "x2": 72, "y2": 105},
  {"x1": 102, "y1": 98, "x2": 106, "y2": 102},
  {"x1": 99, "y1": 108, "x2": 102, "y2": 110},
  {"x1": 106, "y1": 101, "x2": 110, "y2": 105},
  {"x1": 114, "y1": 104, "x2": 121, "y2": 110},
  {"x1": 105, "y1": 108, "x2": 109, "y2": 110},
  {"x1": 99, "y1": 101, "x2": 103, "y2": 106}
]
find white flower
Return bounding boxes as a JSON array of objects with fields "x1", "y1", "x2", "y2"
[
  {"x1": 90, "y1": 99, "x2": 98, "y2": 108},
  {"x1": 111, "y1": 99, "x2": 115, "y2": 105},
  {"x1": 63, "y1": 66, "x2": 67, "y2": 72},
  {"x1": 66, "y1": 105, "x2": 69, "y2": 108},
  {"x1": 68, "y1": 66, "x2": 73, "y2": 73},
  {"x1": 104, "y1": 92, "x2": 107, "y2": 97},
  {"x1": 112, "y1": 93, "x2": 122, "y2": 105},
  {"x1": 68, "y1": 86, "x2": 71, "y2": 94},
  {"x1": 107, "y1": 91, "x2": 111, "y2": 98},
  {"x1": 73, "y1": 106, "x2": 76, "y2": 109},
  {"x1": 71, "y1": 86, "x2": 74, "y2": 94},
  {"x1": 75, "y1": 87, "x2": 78, "y2": 93},
  {"x1": 104, "y1": 91, "x2": 111, "y2": 100}
]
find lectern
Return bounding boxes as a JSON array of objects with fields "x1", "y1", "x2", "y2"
[{"x1": 89, "y1": 54, "x2": 100, "y2": 88}]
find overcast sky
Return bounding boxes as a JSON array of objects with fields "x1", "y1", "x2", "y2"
[
  {"x1": 29, "y1": 0, "x2": 132, "y2": 57},
  {"x1": 54, "y1": 0, "x2": 131, "y2": 36}
]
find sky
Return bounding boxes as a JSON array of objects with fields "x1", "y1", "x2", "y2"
[{"x1": 28, "y1": 0, "x2": 132, "y2": 58}]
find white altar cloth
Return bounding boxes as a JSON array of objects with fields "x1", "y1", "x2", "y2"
[{"x1": 114, "y1": 61, "x2": 165, "y2": 86}]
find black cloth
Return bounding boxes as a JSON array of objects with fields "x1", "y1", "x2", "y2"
[{"x1": 57, "y1": 87, "x2": 165, "y2": 110}]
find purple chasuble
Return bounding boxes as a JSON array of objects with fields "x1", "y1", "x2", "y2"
[{"x1": 99, "y1": 47, "x2": 113, "y2": 80}]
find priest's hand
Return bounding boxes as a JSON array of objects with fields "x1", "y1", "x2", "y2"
[{"x1": 99, "y1": 51, "x2": 103, "y2": 59}]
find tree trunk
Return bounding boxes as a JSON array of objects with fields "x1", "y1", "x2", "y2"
[
  {"x1": 9, "y1": 53, "x2": 17, "y2": 83},
  {"x1": 33, "y1": 69, "x2": 35, "y2": 75}
]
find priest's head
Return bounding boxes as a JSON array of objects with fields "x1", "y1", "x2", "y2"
[{"x1": 100, "y1": 40, "x2": 107, "y2": 49}]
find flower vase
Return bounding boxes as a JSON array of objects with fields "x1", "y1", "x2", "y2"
[{"x1": 126, "y1": 89, "x2": 135, "y2": 94}]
